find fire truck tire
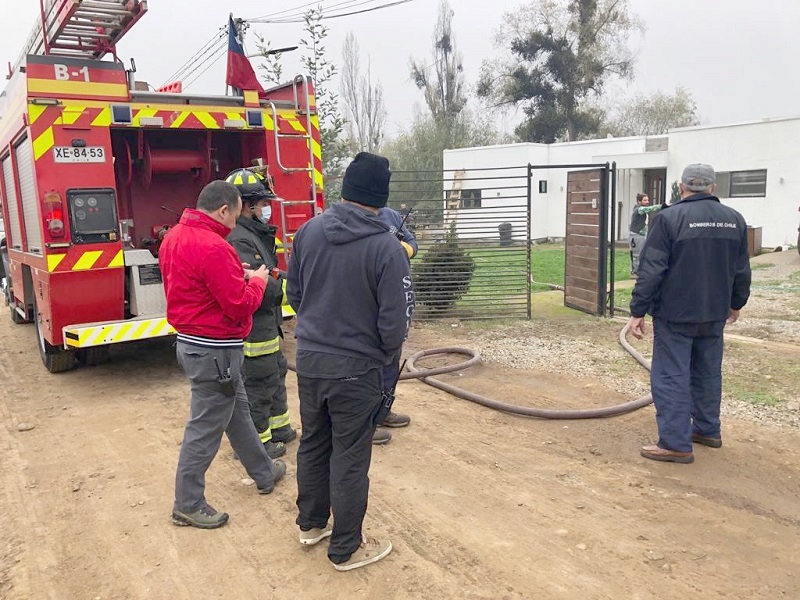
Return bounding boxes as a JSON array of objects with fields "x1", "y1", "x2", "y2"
[
  {"x1": 33, "y1": 296, "x2": 76, "y2": 373},
  {"x1": 10, "y1": 304, "x2": 26, "y2": 324},
  {"x1": 5, "y1": 278, "x2": 26, "y2": 324},
  {"x1": 76, "y1": 347, "x2": 110, "y2": 367}
]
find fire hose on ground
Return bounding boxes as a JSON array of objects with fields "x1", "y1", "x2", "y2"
[{"x1": 288, "y1": 323, "x2": 653, "y2": 420}]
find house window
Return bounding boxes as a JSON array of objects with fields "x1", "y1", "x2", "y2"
[
  {"x1": 461, "y1": 189, "x2": 481, "y2": 209},
  {"x1": 715, "y1": 170, "x2": 767, "y2": 198}
]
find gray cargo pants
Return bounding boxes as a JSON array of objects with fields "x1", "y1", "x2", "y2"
[{"x1": 174, "y1": 341, "x2": 279, "y2": 513}]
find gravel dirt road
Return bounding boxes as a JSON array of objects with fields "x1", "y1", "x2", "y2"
[{"x1": 2, "y1": 298, "x2": 799, "y2": 599}]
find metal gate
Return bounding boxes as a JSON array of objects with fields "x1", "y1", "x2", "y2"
[
  {"x1": 564, "y1": 168, "x2": 610, "y2": 316},
  {"x1": 389, "y1": 165, "x2": 531, "y2": 320},
  {"x1": 389, "y1": 162, "x2": 615, "y2": 320}
]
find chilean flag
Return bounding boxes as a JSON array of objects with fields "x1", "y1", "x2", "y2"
[{"x1": 226, "y1": 15, "x2": 265, "y2": 94}]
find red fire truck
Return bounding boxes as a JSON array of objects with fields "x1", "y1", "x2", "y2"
[{"x1": 0, "y1": 0, "x2": 324, "y2": 372}]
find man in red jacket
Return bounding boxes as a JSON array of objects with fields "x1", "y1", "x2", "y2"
[{"x1": 159, "y1": 180, "x2": 286, "y2": 529}]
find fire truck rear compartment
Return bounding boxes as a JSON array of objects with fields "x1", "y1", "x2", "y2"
[{"x1": 111, "y1": 128, "x2": 270, "y2": 250}]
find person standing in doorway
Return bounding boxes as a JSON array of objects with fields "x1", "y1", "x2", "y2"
[
  {"x1": 628, "y1": 164, "x2": 751, "y2": 464},
  {"x1": 287, "y1": 152, "x2": 413, "y2": 571},
  {"x1": 629, "y1": 193, "x2": 662, "y2": 277},
  {"x1": 159, "y1": 180, "x2": 286, "y2": 529}
]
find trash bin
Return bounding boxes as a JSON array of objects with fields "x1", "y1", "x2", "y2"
[
  {"x1": 746, "y1": 225, "x2": 762, "y2": 257},
  {"x1": 499, "y1": 222, "x2": 512, "y2": 247}
]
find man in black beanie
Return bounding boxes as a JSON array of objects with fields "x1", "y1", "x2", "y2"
[{"x1": 287, "y1": 152, "x2": 414, "y2": 571}]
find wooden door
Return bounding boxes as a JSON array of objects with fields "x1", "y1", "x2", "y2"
[{"x1": 564, "y1": 169, "x2": 608, "y2": 315}]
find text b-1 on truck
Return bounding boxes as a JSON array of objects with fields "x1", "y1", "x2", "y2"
[{"x1": 0, "y1": 0, "x2": 323, "y2": 372}]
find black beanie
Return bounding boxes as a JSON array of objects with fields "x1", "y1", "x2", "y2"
[{"x1": 341, "y1": 152, "x2": 391, "y2": 208}]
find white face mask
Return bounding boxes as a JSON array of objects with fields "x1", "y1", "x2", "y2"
[{"x1": 257, "y1": 204, "x2": 272, "y2": 224}]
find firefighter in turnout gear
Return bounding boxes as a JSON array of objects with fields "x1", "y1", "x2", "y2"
[{"x1": 226, "y1": 169, "x2": 297, "y2": 459}]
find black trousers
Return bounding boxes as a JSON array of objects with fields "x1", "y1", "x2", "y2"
[{"x1": 295, "y1": 368, "x2": 381, "y2": 561}]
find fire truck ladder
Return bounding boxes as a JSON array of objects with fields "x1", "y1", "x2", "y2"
[
  {"x1": 266, "y1": 74, "x2": 319, "y2": 256},
  {"x1": 22, "y1": 0, "x2": 148, "y2": 61}
]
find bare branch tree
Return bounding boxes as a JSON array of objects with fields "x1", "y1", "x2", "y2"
[
  {"x1": 409, "y1": 0, "x2": 467, "y2": 127},
  {"x1": 602, "y1": 86, "x2": 701, "y2": 137},
  {"x1": 340, "y1": 32, "x2": 386, "y2": 153}
]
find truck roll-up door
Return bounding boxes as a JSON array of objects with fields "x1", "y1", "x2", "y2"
[
  {"x1": 1, "y1": 155, "x2": 23, "y2": 250},
  {"x1": 15, "y1": 138, "x2": 43, "y2": 254}
]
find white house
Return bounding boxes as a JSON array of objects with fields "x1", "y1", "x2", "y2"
[{"x1": 443, "y1": 116, "x2": 800, "y2": 248}]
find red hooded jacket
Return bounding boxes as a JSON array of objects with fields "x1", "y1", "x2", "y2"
[{"x1": 159, "y1": 208, "x2": 266, "y2": 341}]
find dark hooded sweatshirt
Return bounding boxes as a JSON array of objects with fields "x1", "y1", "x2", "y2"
[{"x1": 287, "y1": 202, "x2": 413, "y2": 378}]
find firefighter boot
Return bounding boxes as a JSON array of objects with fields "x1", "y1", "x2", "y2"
[
  {"x1": 271, "y1": 424, "x2": 298, "y2": 444},
  {"x1": 264, "y1": 440, "x2": 286, "y2": 459}
]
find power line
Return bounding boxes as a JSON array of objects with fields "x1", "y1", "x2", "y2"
[
  {"x1": 183, "y1": 45, "x2": 228, "y2": 91},
  {"x1": 164, "y1": 27, "x2": 227, "y2": 84},
  {"x1": 250, "y1": 0, "x2": 414, "y2": 24},
  {"x1": 163, "y1": 0, "x2": 414, "y2": 91},
  {"x1": 248, "y1": 0, "x2": 373, "y2": 22}
]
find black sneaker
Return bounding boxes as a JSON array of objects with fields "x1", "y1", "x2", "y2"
[
  {"x1": 271, "y1": 425, "x2": 298, "y2": 444},
  {"x1": 258, "y1": 459, "x2": 287, "y2": 494},
  {"x1": 264, "y1": 440, "x2": 286, "y2": 459},
  {"x1": 172, "y1": 504, "x2": 229, "y2": 529}
]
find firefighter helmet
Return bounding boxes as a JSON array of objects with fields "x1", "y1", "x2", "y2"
[{"x1": 225, "y1": 169, "x2": 276, "y2": 204}]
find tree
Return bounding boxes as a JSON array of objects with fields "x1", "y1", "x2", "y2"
[
  {"x1": 412, "y1": 222, "x2": 476, "y2": 313},
  {"x1": 410, "y1": 0, "x2": 467, "y2": 131},
  {"x1": 340, "y1": 32, "x2": 386, "y2": 153},
  {"x1": 382, "y1": 107, "x2": 502, "y2": 230},
  {"x1": 383, "y1": 0, "x2": 498, "y2": 225},
  {"x1": 255, "y1": 36, "x2": 285, "y2": 87},
  {"x1": 255, "y1": 7, "x2": 348, "y2": 206},
  {"x1": 670, "y1": 180, "x2": 680, "y2": 205},
  {"x1": 478, "y1": 0, "x2": 643, "y2": 143},
  {"x1": 298, "y1": 8, "x2": 348, "y2": 205},
  {"x1": 601, "y1": 87, "x2": 700, "y2": 137}
]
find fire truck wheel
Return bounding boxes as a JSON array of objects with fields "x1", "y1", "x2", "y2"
[
  {"x1": 76, "y1": 347, "x2": 111, "y2": 367},
  {"x1": 9, "y1": 303, "x2": 26, "y2": 324},
  {"x1": 33, "y1": 296, "x2": 76, "y2": 373},
  {"x1": 6, "y1": 284, "x2": 26, "y2": 324}
]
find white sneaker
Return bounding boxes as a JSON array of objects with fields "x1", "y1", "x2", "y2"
[
  {"x1": 332, "y1": 537, "x2": 392, "y2": 571},
  {"x1": 299, "y1": 523, "x2": 333, "y2": 545}
]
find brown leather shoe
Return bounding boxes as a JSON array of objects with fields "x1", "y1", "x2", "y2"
[
  {"x1": 692, "y1": 433, "x2": 722, "y2": 448},
  {"x1": 640, "y1": 445, "x2": 694, "y2": 464}
]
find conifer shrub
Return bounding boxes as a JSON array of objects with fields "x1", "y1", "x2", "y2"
[{"x1": 412, "y1": 223, "x2": 475, "y2": 313}]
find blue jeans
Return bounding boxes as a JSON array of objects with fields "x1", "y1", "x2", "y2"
[{"x1": 650, "y1": 319, "x2": 725, "y2": 453}]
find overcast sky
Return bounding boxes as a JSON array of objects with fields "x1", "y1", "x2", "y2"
[{"x1": 2, "y1": 0, "x2": 798, "y2": 138}]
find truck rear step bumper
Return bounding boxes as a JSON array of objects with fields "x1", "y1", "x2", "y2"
[{"x1": 63, "y1": 316, "x2": 175, "y2": 349}]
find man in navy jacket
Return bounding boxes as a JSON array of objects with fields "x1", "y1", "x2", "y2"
[
  {"x1": 629, "y1": 164, "x2": 751, "y2": 464},
  {"x1": 287, "y1": 152, "x2": 413, "y2": 571}
]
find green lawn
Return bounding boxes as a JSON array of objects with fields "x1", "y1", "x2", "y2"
[
  {"x1": 528, "y1": 244, "x2": 632, "y2": 292},
  {"x1": 457, "y1": 243, "x2": 633, "y2": 296},
  {"x1": 414, "y1": 242, "x2": 632, "y2": 317}
]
